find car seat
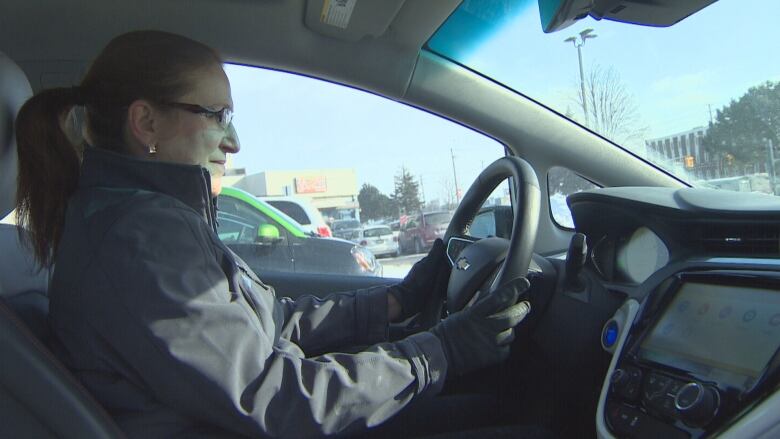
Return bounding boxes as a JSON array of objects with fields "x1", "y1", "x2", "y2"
[{"x1": 0, "y1": 50, "x2": 124, "y2": 439}]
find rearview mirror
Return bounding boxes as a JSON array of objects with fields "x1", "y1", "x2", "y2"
[
  {"x1": 539, "y1": 0, "x2": 718, "y2": 33},
  {"x1": 539, "y1": 0, "x2": 593, "y2": 33}
]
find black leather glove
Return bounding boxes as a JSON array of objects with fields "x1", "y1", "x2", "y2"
[
  {"x1": 430, "y1": 277, "x2": 531, "y2": 377},
  {"x1": 388, "y1": 238, "x2": 451, "y2": 321}
]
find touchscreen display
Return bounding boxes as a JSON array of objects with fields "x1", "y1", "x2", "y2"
[{"x1": 638, "y1": 282, "x2": 780, "y2": 389}]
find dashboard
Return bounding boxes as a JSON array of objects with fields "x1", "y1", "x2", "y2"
[{"x1": 566, "y1": 187, "x2": 780, "y2": 439}]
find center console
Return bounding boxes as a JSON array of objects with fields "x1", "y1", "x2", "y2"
[{"x1": 600, "y1": 270, "x2": 780, "y2": 438}]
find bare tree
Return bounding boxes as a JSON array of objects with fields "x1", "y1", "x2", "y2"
[
  {"x1": 440, "y1": 177, "x2": 457, "y2": 210},
  {"x1": 572, "y1": 65, "x2": 646, "y2": 146}
]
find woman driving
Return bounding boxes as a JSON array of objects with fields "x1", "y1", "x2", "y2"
[{"x1": 14, "y1": 31, "x2": 530, "y2": 438}]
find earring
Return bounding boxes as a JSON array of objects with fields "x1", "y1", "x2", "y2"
[{"x1": 148, "y1": 143, "x2": 157, "y2": 155}]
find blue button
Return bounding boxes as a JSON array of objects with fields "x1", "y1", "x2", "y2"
[{"x1": 603, "y1": 320, "x2": 619, "y2": 347}]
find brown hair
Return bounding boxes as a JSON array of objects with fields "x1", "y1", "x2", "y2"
[{"x1": 15, "y1": 30, "x2": 222, "y2": 267}]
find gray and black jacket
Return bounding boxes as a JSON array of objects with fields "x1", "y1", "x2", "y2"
[{"x1": 48, "y1": 148, "x2": 447, "y2": 438}]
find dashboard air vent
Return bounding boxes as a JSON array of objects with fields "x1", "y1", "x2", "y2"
[{"x1": 701, "y1": 224, "x2": 780, "y2": 256}]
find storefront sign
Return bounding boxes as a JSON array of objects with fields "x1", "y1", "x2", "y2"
[{"x1": 295, "y1": 176, "x2": 327, "y2": 193}]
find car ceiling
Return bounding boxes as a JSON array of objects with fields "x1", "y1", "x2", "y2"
[
  {"x1": 1, "y1": 0, "x2": 685, "y2": 254},
  {"x1": 0, "y1": 0, "x2": 459, "y2": 97}
]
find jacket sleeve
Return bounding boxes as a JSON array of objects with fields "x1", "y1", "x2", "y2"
[
  {"x1": 276, "y1": 285, "x2": 392, "y2": 356},
  {"x1": 89, "y1": 206, "x2": 448, "y2": 438}
]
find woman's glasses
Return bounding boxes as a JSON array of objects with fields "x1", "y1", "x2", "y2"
[{"x1": 160, "y1": 102, "x2": 233, "y2": 130}]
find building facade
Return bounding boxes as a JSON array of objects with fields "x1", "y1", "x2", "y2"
[
  {"x1": 230, "y1": 169, "x2": 359, "y2": 221},
  {"x1": 645, "y1": 125, "x2": 777, "y2": 195},
  {"x1": 645, "y1": 126, "x2": 713, "y2": 179}
]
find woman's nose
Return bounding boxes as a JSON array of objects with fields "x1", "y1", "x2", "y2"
[{"x1": 221, "y1": 136, "x2": 240, "y2": 154}]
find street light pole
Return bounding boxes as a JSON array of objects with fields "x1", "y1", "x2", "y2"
[
  {"x1": 450, "y1": 148, "x2": 460, "y2": 203},
  {"x1": 564, "y1": 28, "x2": 597, "y2": 127},
  {"x1": 576, "y1": 43, "x2": 587, "y2": 126}
]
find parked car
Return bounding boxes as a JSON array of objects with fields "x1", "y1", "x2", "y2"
[
  {"x1": 398, "y1": 211, "x2": 452, "y2": 254},
  {"x1": 331, "y1": 218, "x2": 361, "y2": 240},
  {"x1": 260, "y1": 195, "x2": 332, "y2": 238},
  {"x1": 354, "y1": 225, "x2": 399, "y2": 258},
  {"x1": 389, "y1": 220, "x2": 401, "y2": 241},
  {"x1": 218, "y1": 187, "x2": 380, "y2": 276}
]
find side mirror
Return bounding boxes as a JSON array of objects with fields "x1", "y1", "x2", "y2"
[
  {"x1": 255, "y1": 224, "x2": 283, "y2": 245},
  {"x1": 471, "y1": 206, "x2": 515, "y2": 239},
  {"x1": 470, "y1": 210, "x2": 497, "y2": 238}
]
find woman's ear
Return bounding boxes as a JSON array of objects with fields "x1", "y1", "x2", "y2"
[{"x1": 126, "y1": 99, "x2": 159, "y2": 151}]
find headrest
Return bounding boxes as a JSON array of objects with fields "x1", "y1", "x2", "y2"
[{"x1": 0, "y1": 52, "x2": 33, "y2": 219}]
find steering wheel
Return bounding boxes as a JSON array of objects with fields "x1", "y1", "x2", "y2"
[{"x1": 417, "y1": 156, "x2": 540, "y2": 329}]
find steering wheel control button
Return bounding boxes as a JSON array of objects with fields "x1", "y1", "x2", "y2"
[
  {"x1": 601, "y1": 319, "x2": 619, "y2": 350},
  {"x1": 675, "y1": 382, "x2": 719, "y2": 427}
]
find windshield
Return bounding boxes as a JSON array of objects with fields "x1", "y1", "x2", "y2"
[
  {"x1": 428, "y1": 0, "x2": 780, "y2": 194},
  {"x1": 425, "y1": 212, "x2": 453, "y2": 225},
  {"x1": 333, "y1": 220, "x2": 361, "y2": 231},
  {"x1": 365, "y1": 227, "x2": 392, "y2": 237}
]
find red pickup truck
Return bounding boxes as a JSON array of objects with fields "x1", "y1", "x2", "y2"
[{"x1": 398, "y1": 211, "x2": 452, "y2": 254}]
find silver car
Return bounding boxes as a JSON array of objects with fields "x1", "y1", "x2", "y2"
[{"x1": 355, "y1": 225, "x2": 399, "y2": 258}]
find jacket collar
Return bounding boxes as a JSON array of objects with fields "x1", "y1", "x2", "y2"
[{"x1": 79, "y1": 147, "x2": 216, "y2": 229}]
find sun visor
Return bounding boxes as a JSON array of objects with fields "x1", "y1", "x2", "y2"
[
  {"x1": 305, "y1": 0, "x2": 406, "y2": 42},
  {"x1": 540, "y1": 0, "x2": 719, "y2": 33}
]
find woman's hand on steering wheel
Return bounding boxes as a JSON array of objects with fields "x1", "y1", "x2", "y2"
[
  {"x1": 387, "y1": 239, "x2": 451, "y2": 322},
  {"x1": 431, "y1": 277, "x2": 532, "y2": 377}
]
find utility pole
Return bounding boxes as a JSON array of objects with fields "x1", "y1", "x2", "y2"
[
  {"x1": 564, "y1": 28, "x2": 597, "y2": 127},
  {"x1": 708, "y1": 104, "x2": 714, "y2": 125},
  {"x1": 419, "y1": 175, "x2": 425, "y2": 207},
  {"x1": 768, "y1": 138, "x2": 777, "y2": 195},
  {"x1": 450, "y1": 148, "x2": 460, "y2": 203}
]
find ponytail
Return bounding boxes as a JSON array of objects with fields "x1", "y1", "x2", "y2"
[{"x1": 15, "y1": 87, "x2": 83, "y2": 267}]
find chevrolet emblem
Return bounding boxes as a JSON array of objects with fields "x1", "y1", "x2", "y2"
[{"x1": 455, "y1": 257, "x2": 470, "y2": 271}]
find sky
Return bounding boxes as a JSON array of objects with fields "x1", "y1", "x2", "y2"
[{"x1": 226, "y1": 0, "x2": 780, "y2": 199}]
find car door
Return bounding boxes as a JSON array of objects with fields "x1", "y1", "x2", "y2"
[{"x1": 217, "y1": 195, "x2": 295, "y2": 273}]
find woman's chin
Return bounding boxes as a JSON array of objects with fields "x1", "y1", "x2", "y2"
[{"x1": 210, "y1": 176, "x2": 223, "y2": 197}]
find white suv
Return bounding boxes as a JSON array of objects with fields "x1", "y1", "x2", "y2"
[
  {"x1": 355, "y1": 225, "x2": 399, "y2": 258},
  {"x1": 260, "y1": 196, "x2": 332, "y2": 238}
]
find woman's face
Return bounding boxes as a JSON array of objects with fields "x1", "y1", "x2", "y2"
[{"x1": 151, "y1": 64, "x2": 238, "y2": 195}]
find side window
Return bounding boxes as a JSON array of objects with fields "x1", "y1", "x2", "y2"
[
  {"x1": 216, "y1": 213, "x2": 252, "y2": 243},
  {"x1": 226, "y1": 64, "x2": 509, "y2": 277},
  {"x1": 217, "y1": 196, "x2": 288, "y2": 243},
  {"x1": 268, "y1": 200, "x2": 310, "y2": 225},
  {"x1": 547, "y1": 167, "x2": 599, "y2": 229}
]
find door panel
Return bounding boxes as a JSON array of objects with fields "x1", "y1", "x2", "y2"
[{"x1": 256, "y1": 271, "x2": 398, "y2": 300}]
